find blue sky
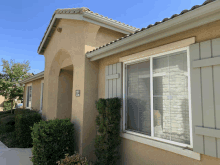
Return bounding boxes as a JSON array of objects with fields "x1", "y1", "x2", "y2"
[{"x1": 0, "y1": 0, "x2": 205, "y2": 74}]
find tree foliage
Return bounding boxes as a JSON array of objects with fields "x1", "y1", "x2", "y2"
[{"x1": 0, "y1": 59, "x2": 31, "y2": 112}]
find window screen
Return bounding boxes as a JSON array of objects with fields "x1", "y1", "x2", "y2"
[
  {"x1": 153, "y1": 51, "x2": 190, "y2": 144},
  {"x1": 126, "y1": 60, "x2": 151, "y2": 135},
  {"x1": 125, "y1": 50, "x2": 190, "y2": 145}
]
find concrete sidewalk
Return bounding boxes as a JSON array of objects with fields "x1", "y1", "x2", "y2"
[{"x1": 0, "y1": 141, "x2": 33, "y2": 165}]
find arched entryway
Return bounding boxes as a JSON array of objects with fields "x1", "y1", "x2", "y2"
[
  {"x1": 57, "y1": 65, "x2": 73, "y2": 119},
  {"x1": 47, "y1": 49, "x2": 73, "y2": 120}
]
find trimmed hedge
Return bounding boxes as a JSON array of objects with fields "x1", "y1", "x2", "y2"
[
  {"x1": 94, "y1": 98, "x2": 122, "y2": 165},
  {"x1": 15, "y1": 112, "x2": 42, "y2": 148},
  {"x1": 14, "y1": 108, "x2": 31, "y2": 115},
  {"x1": 0, "y1": 109, "x2": 15, "y2": 115},
  {"x1": 30, "y1": 118, "x2": 75, "y2": 165},
  {"x1": 0, "y1": 114, "x2": 15, "y2": 124},
  {"x1": 1, "y1": 115, "x2": 16, "y2": 133}
]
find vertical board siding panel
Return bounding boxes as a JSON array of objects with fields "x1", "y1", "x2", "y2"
[
  {"x1": 200, "y1": 40, "x2": 217, "y2": 157},
  {"x1": 212, "y1": 38, "x2": 220, "y2": 158},
  {"x1": 190, "y1": 43, "x2": 204, "y2": 154},
  {"x1": 105, "y1": 66, "x2": 109, "y2": 98},
  {"x1": 116, "y1": 63, "x2": 122, "y2": 98},
  {"x1": 113, "y1": 64, "x2": 117, "y2": 98},
  {"x1": 109, "y1": 65, "x2": 113, "y2": 98}
]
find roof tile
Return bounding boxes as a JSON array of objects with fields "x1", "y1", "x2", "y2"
[
  {"x1": 38, "y1": 7, "x2": 139, "y2": 54},
  {"x1": 86, "y1": 0, "x2": 216, "y2": 56}
]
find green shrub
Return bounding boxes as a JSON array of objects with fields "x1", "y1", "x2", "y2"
[
  {"x1": 0, "y1": 109, "x2": 15, "y2": 115},
  {"x1": 3, "y1": 101, "x2": 13, "y2": 111},
  {"x1": 14, "y1": 108, "x2": 31, "y2": 115},
  {"x1": 0, "y1": 114, "x2": 15, "y2": 125},
  {"x1": 5, "y1": 120, "x2": 15, "y2": 132},
  {"x1": 94, "y1": 98, "x2": 122, "y2": 165},
  {"x1": 0, "y1": 114, "x2": 12, "y2": 120},
  {"x1": 15, "y1": 112, "x2": 42, "y2": 148},
  {"x1": 56, "y1": 152, "x2": 92, "y2": 165},
  {"x1": 30, "y1": 118, "x2": 75, "y2": 165},
  {"x1": 0, "y1": 131, "x2": 21, "y2": 148}
]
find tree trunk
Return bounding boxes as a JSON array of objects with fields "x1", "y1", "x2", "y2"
[{"x1": 11, "y1": 100, "x2": 13, "y2": 114}]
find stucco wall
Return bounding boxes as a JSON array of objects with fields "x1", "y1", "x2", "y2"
[
  {"x1": 98, "y1": 20, "x2": 220, "y2": 164},
  {"x1": 0, "y1": 95, "x2": 5, "y2": 111},
  {"x1": 57, "y1": 69, "x2": 73, "y2": 119},
  {"x1": 23, "y1": 78, "x2": 44, "y2": 110},
  {"x1": 42, "y1": 18, "x2": 125, "y2": 161},
  {"x1": 119, "y1": 138, "x2": 220, "y2": 165},
  {"x1": 95, "y1": 27, "x2": 125, "y2": 47}
]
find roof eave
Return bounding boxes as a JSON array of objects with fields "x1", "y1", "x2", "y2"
[
  {"x1": 20, "y1": 72, "x2": 44, "y2": 84},
  {"x1": 86, "y1": 0, "x2": 220, "y2": 61},
  {"x1": 38, "y1": 12, "x2": 138, "y2": 55}
]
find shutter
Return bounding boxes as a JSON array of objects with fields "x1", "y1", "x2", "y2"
[
  {"x1": 190, "y1": 38, "x2": 220, "y2": 158},
  {"x1": 105, "y1": 62, "x2": 123, "y2": 131},
  {"x1": 105, "y1": 63, "x2": 122, "y2": 99}
]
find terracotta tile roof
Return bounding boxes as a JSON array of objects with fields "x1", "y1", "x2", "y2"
[
  {"x1": 56, "y1": 8, "x2": 139, "y2": 30},
  {"x1": 86, "y1": 0, "x2": 216, "y2": 55},
  {"x1": 38, "y1": 7, "x2": 139, "y2": 54}
]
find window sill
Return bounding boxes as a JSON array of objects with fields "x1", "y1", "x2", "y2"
[{"x1": 120, "y1": 132, "x2": 200, "y2": 160}]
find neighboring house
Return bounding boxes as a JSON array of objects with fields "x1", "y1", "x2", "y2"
[
  {"x1": 0, "y1": 73, "x2": 33, "y2": 111},
  {"x1": 0, "y1": 95, "x2": 5, "y2": 111},
  {"x1": 20, "y1": 0, "x2": 220, "y2": 164},
  {"x1": 0, "y1": 96, "x2": 22, "y2": 111}
]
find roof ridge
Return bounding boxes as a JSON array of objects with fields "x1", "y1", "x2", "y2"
[
  {"x1": 85, "y1": 10, "x2": 139, "y2": 30},
  {"x1": 86, "y1": 0, "x2": 216, "y2": 55},
  {"x1": 54, "y1": 7, "x2": 138, "y2": 30},
  {"x1": 38, "y1": 7, "x2": 139, "y2": 54},
  {"x1": 55, "y1": 7, "x2": 90, "y2": 14}
]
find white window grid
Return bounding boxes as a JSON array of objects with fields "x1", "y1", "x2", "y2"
[{"x1": 122, "y1": 47, "x2": 193, "y2": 148}]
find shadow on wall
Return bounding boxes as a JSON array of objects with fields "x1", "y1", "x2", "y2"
[{"x1": 57, "y1": 66, "x2": 73, "y2": 120}]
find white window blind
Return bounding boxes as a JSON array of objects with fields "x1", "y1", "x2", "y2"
[{"x1": 125, "y1": 50, "x2": 190, "y2": 145}]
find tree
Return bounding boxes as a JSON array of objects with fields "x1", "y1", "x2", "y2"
[{"x1": 0, "y1": 59, "x2": 31, "y2": 113}]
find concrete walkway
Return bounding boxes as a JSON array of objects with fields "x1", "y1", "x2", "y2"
[{"x1": 0, "y1": 141, "x2": 33, "y2": 165}]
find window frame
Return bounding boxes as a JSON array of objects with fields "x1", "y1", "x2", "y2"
[
  {"x1": 26, "y1": 83, "x2": 32, "y2": 109},
  {"x1": 122, "y1": 47, "x2": 193, "y2": 149},
  {"x1": 40, "y1": 80, "x2": 44, "y2": 113}
]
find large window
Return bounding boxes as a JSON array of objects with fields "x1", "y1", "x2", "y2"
[
  {"x1": 26, "y1": 85, "x2": 32, "y2": 108},
  {"x1": 124, "y1": 48, "x2": 192, "y2": 147}
]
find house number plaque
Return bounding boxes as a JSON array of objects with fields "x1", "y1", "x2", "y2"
[{"x1": 76, "y1": 90, "x2": 80, "y2": 97}]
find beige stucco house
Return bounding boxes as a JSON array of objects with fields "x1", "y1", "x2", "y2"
[
  {"x1": 20, "y1": 0, "x2": 220, "y2": 164},
  {"x1": 0, "y1": 96, "x2": 22, "y2": 111},
  {"x1": 0, "y1": 95, "x2": 5, "y2": 111}
]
